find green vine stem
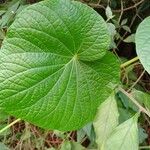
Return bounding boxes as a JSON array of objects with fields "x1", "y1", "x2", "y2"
[
  {"x1": 0, "y1": 118, "x2": 21, "y2": 134},
  {"x1": 119, "y1": 88, "x2": 150, "y2": 117},
  {"x1": 120, "y1": 56, "x2": 139, "y2": 69}
]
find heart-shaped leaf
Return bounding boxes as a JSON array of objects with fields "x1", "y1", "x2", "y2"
[
  {"x1": 135, "y1": 16, "x2": 150, "y2": 74},
  {"x1": 0, "y1": 0, "x2": 119, "y2": 131}
]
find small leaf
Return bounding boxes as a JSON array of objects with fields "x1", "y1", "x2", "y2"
[
  {"x1": 93, "y1": 93, "x2": 119, "y2": 148},
  {"x1": 107, "y1": 23, "x2": 116, "y2": 38},
  {"x1": 118, "y1": 108, "x2": 134, "y2": 123},
  {"x1": 107, "y1": 23, "x2": 117, "y2": 48},
  {"x1": 124, "y1": 34, "x2": 135, "y2": 43},
  {"x1": 103, "y1": 114, "x2": 139, "y2": 150},
  {"x1": 122, "y1": 25, "x2": 131, "y2": 33},
  {"x1": 61, "y1": 141, "x2": 71, "y2": 150},
  {"x1": 77, "y1": 123, "x2": 95, "y2": 143},
  {"x1": 131, "y1": 89, "x2": 150, "y2": 112},
  {"x1": 77, "y1": 129, "x2": 86, "y2": 143},
  {"x1": 138, "y1": 127, "x2": 148, "y2": 144},
  {"x1": 135, "y1": 16, "x2": 150, "y2": 74},
  {"x1": 121, "y1": 19, "x2": 127, "y2": 26},
  {"x1": 106, "y1": 6, "x2": 114, "y2": 20},
  {"x1": 118, "y1": 91, "x2": 140, "y2": 112},
  {"x1": 53, "y1": 130, "x2": 65, "y2": 139},
  {"x1": 0, "y1": 0, "x2": 21, "y2": 27},
  {"x1": 71, "y1": 142, "x2": 85, "y2": 150}
]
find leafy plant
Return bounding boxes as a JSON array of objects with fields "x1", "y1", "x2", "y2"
[
  {"x1": 0, "y1": 0, "x2": 119, "y2": 131},
  {"x1": 1, "y1": 0, "x2": 150, "y2": 149},
  {"x1": 135, "y1": 16, "x2": 150, "y2": 74},
  {"x1": 0, "y1": 0, "x2": 27, "y2": 28}
]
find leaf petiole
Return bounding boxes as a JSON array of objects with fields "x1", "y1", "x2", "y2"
[
  {"x1": 0, "y1": 118, "x2": 21, "y2": 134},
  {"x1": 120, "y1": 56, "x2": 139, "y2": 68}
]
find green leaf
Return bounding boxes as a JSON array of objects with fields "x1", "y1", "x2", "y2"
[
  {"x1": 102, "y1": 114, "x2": 139, "y2": 150},
  {"x1": 0, "y1": 0, "x2": 21, "y2": 27},
  {"x1": 61, "y1": 141, "x2": 71, "y2": 150},
  {"x1": 124, "y1": 34, "x2": 135, "y2": 43},
  {"x1": 0, "y1": 10, "x2": 6, "y2": 16},
  {"x1": 46, "y1": 148, "x2": 56, "y2": 150},
  {"x1": 131, "y1": 89, "x2": 150, "y2": 112},
  {"x1": 0, "y1": 109, "x2": 8, "y2": 122},
  {"x1": 122, "y1": 25, "x2": 131, "y2": 33},
  {"x1": 138, "y1": 127, "x2": 148, "y2": 144},
  {"x1": 135, "y1": 16, "x2": 150, "y2": 74},
  {"x1": 118, "y1": 108, "x2": 134, "y2": 123},
  {"x1": 93, "y1": 93, "x2": 119, "y2": 148},
  {"x1": 0, "y1": 0, "x2": 119, "y2": 131},
  {"x1": 105, "y1": 6, "x2": 114, "y2": 20},
  {"x1": 71, "y1": 142, "x2": 85, "y2": 150},
  {"x1": 0, "y1": 143, "x2": 9, "y2": 150},
  {"x1": 107, "y1": 23, "x2": 116, "y2": 38},
  {"x1": 118, "y1": 91, "x2": 140, "y2": 112},
  {"x1": 107, "y1": 23, "x2": 117, "y2": 49},
  {"x1": 61, "y1": 141, "x2": 85, "y2": 150},
  {"x1": 77, "y1": 123, "x2": 95, "y2": 143},
  {"x1": 121, "y1": 19, "x2": 128, "y2": 26},
  {"x1": 0, "y1": 30, "x2": 5, "y2": 40}
]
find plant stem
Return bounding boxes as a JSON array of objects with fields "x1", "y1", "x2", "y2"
[
  {"x1": 113, "y1": 0, "x2": 145, "y2": 12},
  {"x1": 0, "y1": 118, "x2": 21, "y2": 134},
  {"x1": 120, "y1": 56, "x2": 139, "y2": 68},
  {"x1": 127, "y1": 70, "x2": 145, "y2": 92},
  {"x1": 119, "y1": 88, "x2": 150, "y2": 117}
]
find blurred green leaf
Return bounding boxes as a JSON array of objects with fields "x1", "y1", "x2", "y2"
[
  {"x1": 46, "y1": 148, "x2": 56, "y2": 150},
  {"x1": 0, "y1": 109, "x2": 8, "y2": 122},
  {"x1": 0, "y1": 10, "x2": 6, "y2": 16},
  {"x1": 0, "y1": 29, "x2": 5, "y2": 40},
  {"x1": 93, "y1": 93, "x2": 119, "y2": 149},
  {"x1": 121, "y1": 19, "x2": 128, "y2": 26},
  {"x1": 53, "y1": 130, "x2": 65, "y2": 139},
  {"x1": 77, "y1": 129, "x2": 86, "y2": 143},
  {"x1": 106, "y1": 6, "x2": 114, "y2": 20},
  {"x1": 122, "y1": 25, "x2": 131, "y2": 33},
  {"x1": 77, "y1": 123, "x2": 96, "y2": 148},
  {"x1": 118, "y1": 107, "x2": 134, "y2": 123},
  {"x1": 117, "y1": 91, "x2": 142, "y2": 112},
  {"x1": 124, "y1": 34, "x2": 135, "y2": 43},
  {"x1": 71, "y1": 142, "x2": 85, "y2": 150},
  {"x1": 0, "y1": 143, "x2": 9, "y2": 150},
  {"x1": 135, "y1": 16, "x2": 150, "y2": 74},
  {"x1": 107, "y1": 23, "x2": 117, "y2": 49},
  {"x1": 138, "y1": 127, "x2": 148, "y2": 144},
  {"x1": 102, "y1": 114, "x2": 139, "y2": 150},
  {"x1": 0, "y1": 0, "x2": 21, "y2": 28},
  {"x1": 60, "y1": 141, "x2": 71, "y2": 150},
  {"x1": 131, "y1": 89, "x2": 150, "y2": 112}
]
